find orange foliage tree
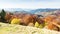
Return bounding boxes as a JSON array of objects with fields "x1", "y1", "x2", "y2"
[{"x1": 5, "y1": 12, "x2": 12, "y2": 22}]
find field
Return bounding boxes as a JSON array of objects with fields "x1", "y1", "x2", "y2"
[{"x1": 0, "y1": 22, "x2": 60, "y2": 34}]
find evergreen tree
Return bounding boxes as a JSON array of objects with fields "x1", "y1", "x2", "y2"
[
  {"x1": 0, "y1": 9, "x2": 6, "y2": 22},
  {"x1": 0, "y1": 9, "x2": 6, "y2": 19}
]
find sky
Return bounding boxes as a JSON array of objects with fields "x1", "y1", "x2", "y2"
[{"x1": 0, "y1": 0, "x2": 60, "y2": 9}]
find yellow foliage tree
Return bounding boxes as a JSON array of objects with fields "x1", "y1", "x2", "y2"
[
  {"x1": 35, "y1": 22, "x2": 40, "y2": 28},
  {"x1": 11, "y1": 18, "x2": 21, "y2": 24}
]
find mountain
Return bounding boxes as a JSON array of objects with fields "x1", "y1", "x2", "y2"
[
  {"x1": 0, "y1": 8, "x2": 60, "y2": 16},
  {"x1": 3, "y1": 8, "x2": 24, "y2": 12},
  {"x1": 24, "y1": 9, "x2": 59, "y2": 14},
  {"x1": 34, "y1": 9, "x2": 60, "y2": 17}
]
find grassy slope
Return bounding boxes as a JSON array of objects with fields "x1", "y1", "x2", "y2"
[{"x1": 0, "y1": 22, "x2": 60, "y2": 34}]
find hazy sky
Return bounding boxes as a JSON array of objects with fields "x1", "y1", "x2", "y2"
[{"x1": 0, "y1": 0, "x2": 60, "y2": 9}]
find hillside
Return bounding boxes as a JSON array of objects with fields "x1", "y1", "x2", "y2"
[{"x1": 0, "y1": 22, "x2": 60, "y2": 34}]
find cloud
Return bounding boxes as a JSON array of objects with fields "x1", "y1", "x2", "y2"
[{"x1": 0, "y1": 0, "x2": 60, "y2": 9}]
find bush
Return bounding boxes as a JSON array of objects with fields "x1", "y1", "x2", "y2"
[{"x1": 11, "y1": 18, "x2": 21, "y2": 24}]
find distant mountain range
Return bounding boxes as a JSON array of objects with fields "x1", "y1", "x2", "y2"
[
  {"x1": 0, "y1": 8, "x2": 60, "y2": 16},
  {"x1": 2, "y1": 8, "x2": 60, "y2": 11}
]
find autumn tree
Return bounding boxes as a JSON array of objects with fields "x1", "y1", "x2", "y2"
[{"x1": 5, "y1": 12, "x2": 13, "y2": 23}]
